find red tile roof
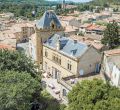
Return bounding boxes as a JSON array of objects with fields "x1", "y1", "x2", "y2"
[
  {"x1": 0, "y1": 44, "x2": 15, "y2": 50},
  {"x1": 104, "y1": 49, "x2": 120, "y2": 56},
  {"x1": 87, "y1": 24, "x2": 100, "y2": 30},
  {"x1": 86, "y1": 24, "x2": 106, "y2": 31}
]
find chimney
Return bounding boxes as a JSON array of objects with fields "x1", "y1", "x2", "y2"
[
  {"x1": 83, "y1": 38, "x2": 85, "y2": 41},
  {"x1": 56, "y1": 40, "x2": 61, "y2": 50}
]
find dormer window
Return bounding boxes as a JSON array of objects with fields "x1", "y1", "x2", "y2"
[
  {"x1": 50, "y1": 20, "x2": 56, "y2": 29},
  {"x1": 52, "y1": 23, "x2": 55, "y2": 29},
  {"x1": 71, "y1": 49, "x2": 77, "y2": 56}
]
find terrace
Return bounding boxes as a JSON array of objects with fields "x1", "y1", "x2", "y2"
[{"x1": 60, "y1": 73, "x2": 103, "y2": 89}]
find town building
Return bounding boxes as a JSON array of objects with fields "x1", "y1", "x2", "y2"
[
  {"x1": 12, "y1": 22, "x2": 35, "y2": 43},
  {"x1": 60, "y1": 16, "x2": 79, "y2": 36},
  {"x1": 86, "y1": 24, "x2": 106, "y2": 35},
  {"x1": 70, "y1": 35, "x2": 107, "y2": 52},
  {"x1": 101, "y1": 49, "x2": 120, "y2": 87},
  {"x1": 0, "y1": 30, "x2": 16, "y2": 50},
  {"x1": 43, "y1": 34, "x2": 102, "y2": 101},
  {"x1": 79, "y1": 23, "x2": 92, "y2": 34}
]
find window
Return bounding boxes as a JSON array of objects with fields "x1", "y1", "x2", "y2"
[
  {"x1": 41, "y1": 38, "x2": 42, "y2": 43},
  {"x1": 58, "y1": 58, "x2": 61, "y2": 65},
  {"x1": 45, "y1": 62, "x2": 47, "y2": 70},
  {"x1": 63, "y1": 89, "x2": 67, "y2": 96},
  {"x1": 52, "y1": 55, "x2": 55, "y2": 61},
  {"x1": 52, "y1": 53, "x2": 61, "y2": 65},
  {"x1": 67, "y1": 60, "x2": 72, "y2": 70},
  {"x1": 45, "y1": 49, "x2": 48, "y2": 57},
  {"x1": 56, "y1": 56, "x2": 58, "y2": 62}
]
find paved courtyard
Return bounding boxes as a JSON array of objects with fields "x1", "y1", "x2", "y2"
[
  {"x1": 42, "y1": 78, "x2": 61, "y2": 100},
  {"x1": 42, "y1": 77, "x2": 68, "y2": 105}
]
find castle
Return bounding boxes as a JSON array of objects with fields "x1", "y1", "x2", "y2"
[
  {"x1": 29, "y1": 10, "x2": 64, "y2": 67},
  {"x1": 29, "y1": 10, "x2": 102, "y2": 101}
]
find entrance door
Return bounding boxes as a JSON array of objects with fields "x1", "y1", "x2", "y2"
[
  {"x1": 57, "y1": 71, "x2": 61, "y2": 83},
  {"x1": 55, "y1": 70, "x2": 58, "y2": 79},
  {"x1": 79, "y1": 69, "x2": 84, "y2": 76},
  {"x1": 52, "y1": 67, "x2": 55, "y2": 78},
  {"x1": 52, "y1": 67, "x2": 58, "y2": 79},
  {"x1": 52, "y1": 67, "x2": 61, "y2": 80},
  {"x1": 95, "y1": 64, "x2": 100, "y2": 73}
]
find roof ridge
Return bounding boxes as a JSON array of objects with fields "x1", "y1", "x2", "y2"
[{"x1": 42, "y1": 11, "x2": 47, "y2": 28}]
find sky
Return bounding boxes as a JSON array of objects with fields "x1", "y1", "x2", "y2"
[{"x1": 48, "y1": 0, "x2": 92, "y2": 3}]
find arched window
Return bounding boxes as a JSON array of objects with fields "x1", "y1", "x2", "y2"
[
  {"x1": 52, "y1": 23, "x2": 55, "y2": 29},
  {"x1": 50, "y1": 20, "x2": 56, "y2": 29}
]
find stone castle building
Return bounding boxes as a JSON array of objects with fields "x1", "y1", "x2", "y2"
[
  {"x1": 29, "y1": 10, "x2": 102, "y2": 101},
  {"x1": 29, "y1": 10, "x2": 64, "y2": 66}
]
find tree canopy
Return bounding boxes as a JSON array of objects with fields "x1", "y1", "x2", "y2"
[
  {"x1": 101, "y1": 21, "x2": 120, "y2": 49},
  {"x1": 0, "y1": 71, "x2": 40, "y2": 110},
  {"x1": 0, "y1": 50, "x2": 38, "y2": 77},
  {"x1": 67, "y1": 79, "x2": 120, "y2": 110},
  {"x1": 0, "y1": 49, "x2": 64, "y2": 110}
]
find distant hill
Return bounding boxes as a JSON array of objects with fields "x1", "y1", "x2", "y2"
[
  {"x1": 89, "y1": 0, "x2": 120, "y2": 6},
  {"x1": 0, "y1": 0, "x2": 45, "y2": 4},
  {"x1": 2, "y1": 0, "x2": 119, "y2": 6},
  {"x1": 0, "y1": 0, "x2": 74, "y2": 4},
  {"x1": 0, "y1": 0, "x2": 52, "y2": 5}
]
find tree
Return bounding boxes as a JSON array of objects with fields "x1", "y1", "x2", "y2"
[
  {"x1": 101, "y1": 21, "x2": 120, "y2": 49},
  {"x1": 0, "y1": 71, "x2": 41, "y2": 110},
  {"x1": 0, "y1": 50, "x2": 38, "y2": 77},
  {"x1": 67, "y1": 79, "x2": 120, "y2": 110},
  {"x1": 40, "y1": 90, "x2": 66, "y2": 110},
  {"x1": 56, "y1": 4, "x2": 62, "y2": 10}
]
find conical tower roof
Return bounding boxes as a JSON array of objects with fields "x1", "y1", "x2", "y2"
[{"x1": 36, "y1": 10, "x2": 62, "y2": 29}]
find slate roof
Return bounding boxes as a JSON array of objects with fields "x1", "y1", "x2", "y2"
[
  {"x1": 36, "y1": 10, "x2": 62, "y2": 29},
  {"x1": 44, "y1": 34, "x2": 88, "y2": 58}
]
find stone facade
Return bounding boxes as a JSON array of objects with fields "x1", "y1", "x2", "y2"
[
  {"x1": 35, "y1": 27, "x2": 64, "y2": 65},
  {"x1": 77, "y1": 46, "x2": 101, "y2": 76},
  {"x1": 43, "y1": 46, "x2": 77, "y2": 78},
  {"x1": 101, "y1": 49, "x2": 120, "y2": 87},
  {"x1": 43, "y1": 45, "x2": 101, "y2": 79},
  {"x1": 42, "y1": 35, "x2": 102, "y2": 101}
]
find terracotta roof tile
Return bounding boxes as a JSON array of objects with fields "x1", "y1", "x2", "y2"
[
  {"x1": 104, "y1": 49, "x2": 120, "y2": 56},
  {"x1": 0, "y1": 44, "x2": 15, "y2": 50}
]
